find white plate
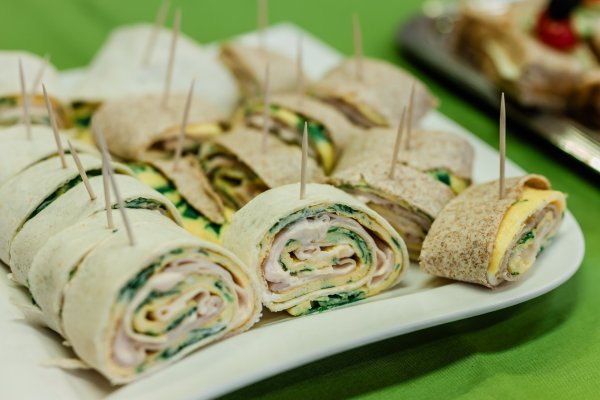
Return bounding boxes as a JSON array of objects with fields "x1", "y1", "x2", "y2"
[{"x1": 0, "y1": 23, "x2": 584, "y2": 400}]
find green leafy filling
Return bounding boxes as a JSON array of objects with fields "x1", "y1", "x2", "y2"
[
  {"x1": 154, "y1": 324, "x2": 227, "y2": 362},
  {"x1": 120, "y1": 197, "x2": 168, "y2": 214},
  {"x1": 0, "y1": 97, "x2": 17, "y2": 107},
  {"x1": 27, "y1": 169, "x2": 103, "y2": 222},
  {"x1": 518, "y1": 231, "x2": 535, "y2": 245},
  {"x1": 428, "y1": 169, "x2": 451, "y2": 186},
  {"x1": 215, "y1": 281, "x2": 234, "y2": 303},
  {"x1": 307, "y1": 291, "x2": 366, "y2": 314}
]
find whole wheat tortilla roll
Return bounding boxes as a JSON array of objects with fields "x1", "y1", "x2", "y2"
[
  {"x1": 453, "y1": 1, "x2": 591, "y2": 110},
  {"x1": 222, "y1": 183, "x2": 408, "y2": 316},
  {"x1": 69, "y1": 24, "x2": 239, "y2": 116},
  {"x1": 336, "y1": 128, "x2": 474, "y2": 194},
  {"x1": 61, "y1": 214, "x2": 261, "y2": 384},
  {"x1": 0, "y1": 124, "x2": 97, "y2": 187},
  {"x1": 420, "y1": 175, "x2": 567, "y2": 287},
  {"x1": 0, "y1": 51, "x2": 71, "y2": 128},
  {"x1": 0, "y1": 153, "x2": 130, "y2": 264},
  {"x1": 310, "y1": 58, "x2": 437, "y2": 129},
  {"x1": 29, "y1": 209, "x2": 173, "y2": 335},
  {"x1": 129, "y1": 157, "x2": 228, "y2": 243},
  {"x1": 219, "y1": 42, "x2": 299, "y2": 98},
  {"x1": 94, "y1": 93, "x2": 228, "y2": 161},
  {"x1": 10, "y1": 174, "x2": 181, "y2": 286},
  {"x1": 242, "y1": 93, "x2": 358, "y2": 174},
  {"x1": 330, "y1": 156, "x2": 454, "y2": 260},
  {"x1": 199, "y1": 128, "x2": 324, "y2": 209}
]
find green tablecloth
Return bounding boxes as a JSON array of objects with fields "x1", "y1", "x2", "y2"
[{"x1": 2, "y1": 1, "x2": 599, "y2": 398}]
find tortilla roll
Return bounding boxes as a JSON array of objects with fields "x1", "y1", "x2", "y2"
[
  {"x1": 337, "y1": 128, "x2": 474, "y2": 194},
  {"x1": 222, "y1": 183, "x2": 408, "y2": 316},
  {"x1": 330, "y1": 156, "x2": 454, "y2": 260},
  {"x1": 10, "y1": 173, "x2": 181, "y2": 286},
  {"x1": 242, "y1": 93, "x2": 357, "y2": 174},
  {"x1": 219, "y1": 42, "x2": 299, "y2": 98},
  {"x1": 0, "y1": 153, "x2": 130, "y2": 264},
  {"x1": 129, "y1": 157, "x2": 228, "y2": 243},
  {"x1": 94, "y1": 93, "x2": 228, "y2": 161},
  {"x1": 69, "y1": 24, "x2": 238, "y2": 119},
  {"x1": 95, "y1": 93, "x2": 232, "y2": 240},
  {"x1": 59, "y1": 212, "x2": 260, "y2": 384},
  {"x1": 29, "y1": 209, "x2": 172, "y2": 335},
  {"x1": 310, "y1": 58, "x2": 437, "y2": 129},
  {"x1": 453, "y1": 1, "x2": 593, "y2": 110},
  {"x1": 0, "y1": 51, "x2": 71, "y2": 128},
  {"x1": 199, "y1": 128, "x2": 324, "y2": 209},
  {"x1": 0, "y1": 124, "x2": 96, "y2": 187},
  {"x1": 420, "y1": 175, "x2": 566, "y2": 287}
]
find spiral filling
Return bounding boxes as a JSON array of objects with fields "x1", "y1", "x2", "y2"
[
  {"x1": 487, "y1": 187, "x2": 565, "y2": 286},
  {"x1": 109, "y1": 248, "x2": 253, "y2": 375},
  {"x1": 350, "y1": 190, "x2": 432, "y2": 259},
  {"x1": 244, "y1": 103, "x2": 336, "y2": 174},
  {"x1": 199, "y1": 142, "x2": 268, "y2": 210},
  {"x1": 260, "y1": 205, "x2": 402, "y2": 315}
]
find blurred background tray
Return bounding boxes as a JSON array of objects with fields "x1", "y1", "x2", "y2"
[{"x1": 397, "y1": 11, "x2": 600, "y2": 177}]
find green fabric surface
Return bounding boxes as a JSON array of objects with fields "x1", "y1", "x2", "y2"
[{"x1": 2, "y1": 0, "x2": 599, "y2": 398}]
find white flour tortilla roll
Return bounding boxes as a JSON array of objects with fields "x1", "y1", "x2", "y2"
[
  {"x1": 61, "y1": 215, "x2": 261, "y2": 384},
  {"x1": 420, "y1": 175, "x2": 566, "y2": 287},
  {"x1": 28, "y1": 209, "x2": 176, "y2": 335},
  {"x1": 222, "y1": 183, "x2": 408, "y2": 316},
  {"x1": 10, "y1": 174, "x2": 181, "y2": 286},
  {"x1": 69, "y1": 24, "x2": 238, "y2": 116},
  {"x1": 219, "y1": 42, "x2": 299, "y2": 98},
  {"x1": 94, "y1": 93, "x2": 228, "y2": 161},
  {"x1": 330, "y1": 156, "x2": 454, "y2": 260},
  {"x1": 0, "y1": 51, "x2": 70, "y2": 128},
  {"x1": 0, "y1": 124, "x2": 96, "y2": 187},
  {"x1": 199, "y1": 128, "x2": 324, "y2": 209},
  {"x1": 337, "y1": 128, "x2": 474, "y2": 194},
  {"x1": 0, "y1": 153, "x2": 130, "y2": 264},
  {"x1": 310, "y1": 58, "x2": 437, "y2": 129}
]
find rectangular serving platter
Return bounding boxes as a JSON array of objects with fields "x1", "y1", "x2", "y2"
[{"x1": 0, "y1": 23, "x2": 585, "y2": 400}]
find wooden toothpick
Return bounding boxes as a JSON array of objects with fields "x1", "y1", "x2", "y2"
[
  {"x1": 499, "y1": 93, "x2": 506, "y2": 200},
  {"x1": 107, "y1": 158, "x2": 136, "y2": 246},
  {"x1": 300, "y1": 121, "x2": 308, "y2": 200},
  {"x1": 92, "y1": 124, "x2": 114, "y2": 229},
  {"x1": 94, "y1": 125, "x2": 135, "y2": 245},
  {"x1": 352, "y1": 13, "x2": 363, "y2": 81},
  {"x1": 297, "y1": 35, "x2": 304, "y2": 102},
  {"x1": 174, "y1": 79, "x2": 195, "y2": 171},
  {"x1": 162, "y1": 8, "x2": 180, "y2": 109},
  {"x1": 258, "y1": 0, "x2": 268, "y2": 50},
  {"x1": 30, "y1": 53, "x2": 49, "y2": 95},
  {"x1": 18, "y1": 59, "x2": 32, "y2": 140},
  {"x1": 389, "y1": 107, "x2": 407, "y2": 180},
  {"x1": 261, "y1": 63, "x2": 271, "y2": 151},
  {"x1": 405, "y1": 82, "x2": 416, "y2": 150},
  {"x1": 42, "y1": 84, "x2": 67, "y2": 169},
  {"x1": 101, "y1": 160, "x2": 114, "y2": 229},
  {"x1": 142, "y1": 0, "x2": 171, "y2": 66},
  {"x1": 67, "y1": 140, "x2": 96, "y2": 201}
]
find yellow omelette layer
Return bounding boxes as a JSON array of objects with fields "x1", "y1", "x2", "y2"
[{"x1": 488, "y1": 187, "x2": 566, "y2": 281}]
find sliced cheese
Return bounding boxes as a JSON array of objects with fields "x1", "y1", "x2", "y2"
[{"x1": 488, "y1": 187, "x2": 566, "y2": 279}]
